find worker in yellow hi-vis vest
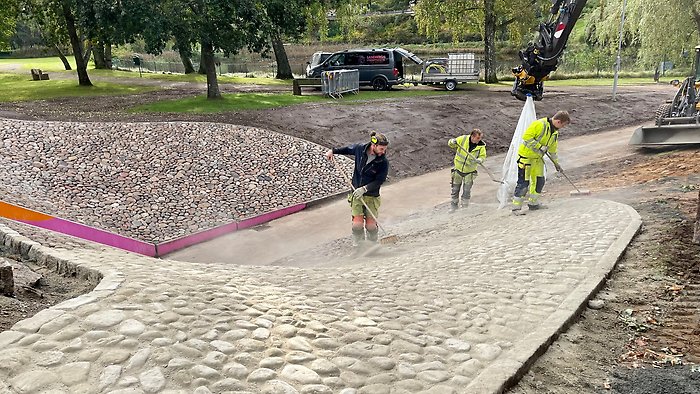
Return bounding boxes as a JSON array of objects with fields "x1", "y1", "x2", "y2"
[
  {"x1": 448, "y1": 128, "x2": 486, "y2": 212},
  {"x1": 512, "y1": 111, "x2": 570, "y2": 215}
]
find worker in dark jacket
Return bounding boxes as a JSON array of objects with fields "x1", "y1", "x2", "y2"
[{"x1": 326, "y1": 131, "x2": 389, "y2": 246}]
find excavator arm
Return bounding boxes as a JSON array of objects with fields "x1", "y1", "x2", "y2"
[{"x1": 512, "y1": 0, "x2": 588, "y2": 101}]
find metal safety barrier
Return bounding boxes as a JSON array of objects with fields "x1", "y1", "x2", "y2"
[{"x1": 322, "y1": 70, "x2": 360, "y2": 99}]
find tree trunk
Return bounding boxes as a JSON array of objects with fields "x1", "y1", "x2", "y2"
[
  {"x1": 694, "y1": 189, "x2": 700, "y2": 244},
  {"x1": 179, "y1": 48, "x2": 195, "y2": 74},
  {"x1": 201, "y1": 41, "x2": 221, "y2": 99},
  {"x1": 94, "y1": 41, "x2": 106, "y2": 69},
  {"x1": 54, "y1": 44, "x2": 72, "y2": 70},
  {"x1": 198, "y1": 51, "x2": 207, "y2": 74},
  {"x1": 61, "y1": 1, "x2": 92, "y2": 86},
  {"x1": 105, "y1": 42, "x2": 112, "y2": 69},
  {"x1": 83, "y1": 41, "x2": 92, "y2": 65},
  {"x1": 271, "y1": 31, "x2": 293, "y2": 79},
  {"x1": 483, "y1": 0, "x2": 498, "y2": 84}
]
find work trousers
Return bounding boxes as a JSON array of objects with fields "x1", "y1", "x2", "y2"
[
  {"x1": 451, "y1": 169, "x2": 477, "y2": 207},
  {"x1": 512, "y1": 156, "x2": 545, "y2": 209}
]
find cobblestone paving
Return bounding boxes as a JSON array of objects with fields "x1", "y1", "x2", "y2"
[{"x1": 0, "y1": 199, "x2": 640, "y2": 394}]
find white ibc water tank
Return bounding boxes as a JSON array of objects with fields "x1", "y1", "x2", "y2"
[{"x1": 447, "y1": 53, "x2": 475, "y2": 74}]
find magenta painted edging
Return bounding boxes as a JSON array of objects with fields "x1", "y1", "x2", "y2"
[
  {"x1": 155, "y1": 221, "x2": 239, "y2": 256},
  {"x1": 237, "y1": 204, "x2": 306, "y2": 230},
  {"x1": 21, "y1": 217, "x2": 157, "y2": 257},
  {"x1": 156, "y1": 203, "x2": 307, "y2": 257}
]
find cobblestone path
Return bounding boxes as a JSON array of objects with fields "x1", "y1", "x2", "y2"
[{"x1": 0, "y1": 199, "x2": 641, "y2": 394}]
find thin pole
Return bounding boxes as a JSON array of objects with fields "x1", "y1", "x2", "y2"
[{"x1": 612, "y1": 0, "x2": 628, "y2": 101}]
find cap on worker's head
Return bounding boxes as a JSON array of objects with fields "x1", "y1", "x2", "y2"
[{"x1": 370, "y1": 131, "x2": 389, "y2": 146}]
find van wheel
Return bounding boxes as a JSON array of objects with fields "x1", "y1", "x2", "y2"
[
  {"x1": 445, "y1": 80, "x2": 457, "y2": 91},
  {"x1": 372, "y1": 77, "x2": 388, "y2": 91}
]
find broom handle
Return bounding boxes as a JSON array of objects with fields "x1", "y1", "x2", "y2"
[
  {"x1": 331, "y1": 158, "x2": 388, "y2": 236},
  {"x1": 454, "y1": 143, "x2": 501, "y2": 183},
  {"x1": 545, "y1": 152, "x2": 581, "y2": 193}
]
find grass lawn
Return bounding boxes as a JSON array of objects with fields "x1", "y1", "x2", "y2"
[
  {"x1": 0, "y1": 57, "x2": 290, "y2": 85},
  {"x1": 0, "y1": 73, "x2": 158, "y2": 102},
  {"x1": 89, "y1": 69, "x2": 291, "y2": 86},
  {"x1": 0, "y1": 57, "x2": 81, "y2": 72},
  {"x1": 130, "y1": 88, "x2": 465, "y2": 113},
  {"x1": 544, "y1": 76, "x2": 661, "y2": 86}
]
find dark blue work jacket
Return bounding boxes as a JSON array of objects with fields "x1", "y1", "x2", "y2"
[{"x1": 332, "y1": 142, "x2": 389, "y2": 197}]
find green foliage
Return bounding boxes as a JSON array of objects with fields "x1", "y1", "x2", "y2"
[
  {"x1": 140, "y1": 0, "x2": 270, "y2": 57},
  {"x1": 586, "y1": 0, "x2": 700, "y2": 68},
  {"x1": 336, "y1": 0, "x2": 370, "y2": 41},
  {"x1": 0, "y1": 0, "x2": 19, "y2": 50},
  {"x1": 265, "y1": 0, "x2": 311, "y2": 39},
  {"x1": 0, "y1": 72, "x2": 156, "y2": 101},
  {"x1": 414, "y1": 0, "x2": 544, "y2": 44},
  {"x1": 305, "y1": 2, "x2": 329, "y2": 41},
  {"x1": 9, "y1": 20, "x2": 44, "y2": 49}
]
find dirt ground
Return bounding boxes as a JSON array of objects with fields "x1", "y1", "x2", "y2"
[
  {"x1": 0, "y1": 78, "x2": 699, "y2": 393},
  {"x1": 0, "y1": 251, "x2": 96, "y2": 332}
]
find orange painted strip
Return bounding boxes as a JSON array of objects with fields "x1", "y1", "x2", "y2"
[{"x1": 0, "y1": 201, "x2": 53, "y2": 221}]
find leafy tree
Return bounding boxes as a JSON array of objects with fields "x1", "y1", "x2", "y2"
[
  {"x1": 21, "y1": 0, "x2": 95, "y2": 84},
  {"x1": 1, "y1": 0, "x2": 20, "y2": 50},
  {"x1": 336, "y1": 0, "x2": 370, "y2": 41},
  {"x1": 587, "y1": 0, "x2": 700, "y2": 68},
  {"x1": 141, "y1": 0, "x2": 269, "y2": 99},
  {"x1": 305, "y1": 1, "x2": 329, "y2": 41},
  {"x1": 414, "y1": 0, "x2": 551, "y2": 83},
  {"x1": 263, "y1": 0, "x2": 313, "y2": 79}
]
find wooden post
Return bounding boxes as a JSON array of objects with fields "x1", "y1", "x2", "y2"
[
  {"x1": 0, "y1": 261, "x2": 13, "y2": 296},
  {"x1": 694, "y1": 189, "x2": 700, "y2": 244},
  {"x1": 293, "y1": 79, "x2": 301, "y2": 96}
]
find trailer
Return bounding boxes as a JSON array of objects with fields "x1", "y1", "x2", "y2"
[{"x1": 413, "y1": 53, "x2": 481, "y2": 91}]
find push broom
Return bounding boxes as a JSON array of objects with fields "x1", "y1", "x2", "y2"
[
  {"x1": 455, "y1": 144, "x2": 504, "y2": 184},
  {"x1": 331, "y1": 159, "x2": 399, "y2": 245},
  {"x1": 545, "y1": 152, "x2": 590, "y2": 196}
]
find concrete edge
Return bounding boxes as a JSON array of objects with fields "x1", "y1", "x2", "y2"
[{"x1": 465, "y1": 202, "x2": 643, "y2": 394}]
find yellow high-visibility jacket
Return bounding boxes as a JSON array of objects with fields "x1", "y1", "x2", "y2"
[
  {"x1": 448, "y1": 134, "x2": 487, "y2": 174},
  {"x1": 518, "y1": 117, "x2": 559, "y2": 164}
]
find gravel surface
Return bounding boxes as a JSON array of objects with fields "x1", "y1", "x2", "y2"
[{"x1": 0, "y1": 119, "x2": 352, "y2": 243}]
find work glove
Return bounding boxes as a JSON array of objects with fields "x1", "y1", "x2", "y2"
[
  {"x1": 538, "y1": 145, "x2": 549, "y2": 155},
  {"x1": 448, "y1": 138, "x2": 457, "y2": 145},
  {"x1": 554, "y1": 162, "x2": 564, "y2": 173},
  {"x1": 352, "y1": 186, "x2": 368, "y2": 199},
  {"x1": 474, "y1": 158, "x2": 483, "y2": 164}
]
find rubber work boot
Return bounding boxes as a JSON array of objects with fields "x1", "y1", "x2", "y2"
[
  {"x1": 511, "y1": 208, "x2": 526, "y2": 216},
  {"x1": 352, "y1": 228, "x2": 365, "y2": 247},
  {"x1": 528, "y1": 204, "x2": 545, "y2": 210},
  {"x1": 449, "y1": 202, "x2": 458, "y2": 213},
  {"x1": 366, "y1": 229, "x2": 379, "y2": 243},
  {"x1": 461, "y1": 199, "x2": 470, "y2": 209}
]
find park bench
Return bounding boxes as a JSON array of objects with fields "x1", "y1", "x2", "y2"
[
  {"x1": 292, "y1": 78, "x2": 322, "y2": 95},
  {"x1": 30, "y1": 69, "x2": 50, "y2": 81}
]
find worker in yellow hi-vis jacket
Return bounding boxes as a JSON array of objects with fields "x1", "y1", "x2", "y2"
[
  {"x1": 448, "y1": 128, "x2": 486, "y2": 212},
  {"x1": 512, "y1": 110, "x2": 570, "y2": 214}
]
